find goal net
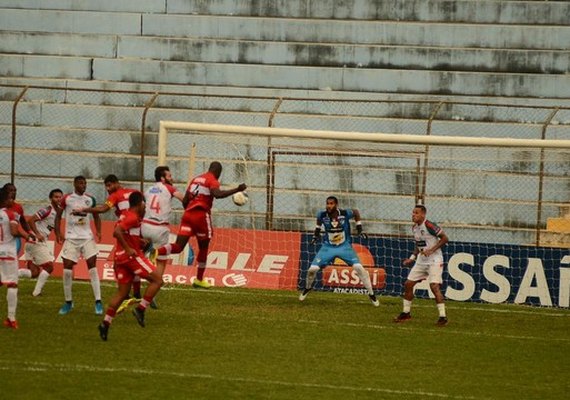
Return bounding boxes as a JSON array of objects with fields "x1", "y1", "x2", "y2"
[{"x1": 158, "y1": 121, "x2": 570, "y2": 308}]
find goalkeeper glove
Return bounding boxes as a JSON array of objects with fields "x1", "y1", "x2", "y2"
[
  {"x1": 310, "y1": 227, "x2": 321, "y2": 245},
  {"x1": 356, "y1": 223, "x2": 368, "y2": 239}
]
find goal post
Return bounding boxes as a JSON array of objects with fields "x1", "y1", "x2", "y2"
[{"x1": 158, "y1": 121, "x2": 570, "y2": 308}]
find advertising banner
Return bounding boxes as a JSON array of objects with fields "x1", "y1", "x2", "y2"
[{"x1": 19, "y1": 224, "x2": 569, "y2": 306}]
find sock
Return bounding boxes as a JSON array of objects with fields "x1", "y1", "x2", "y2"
[
  {"x1": 63, "y1": 269, "x2": 73, "y2": 302},
  {"x1": 353, "y1": 264, "x2": 374, "y2": 295},
  {"x1": 33, "y1": 269, "x2": 50, "y2": 296},
  {"x1": 104, "y1": 308, "x2": 116, "y2": 325},
  {"x1": 7, "y1": 287, "x2": 18, "y2": 320},
  {"x1": 403, "y1": 299, "x2": 412, "y2": 313},
  {"x1": 138, "y1": 296, "x2": 152, "y2": 311},
  {"x1": 88, "y1": 268, "x2": 101, "y2": 301},
  {"x1": 306, "y1": 265, "x2": 320, "y2": 290},
  {"x1": 437, "y1": 303, "x2": 446, "y2": 317},
  {"x1": 132, "y1": 276, "x2": 141, "y2": 298},
  {"x1": 18, "y1": 269, "x2": 32, "y2": 279},
  {"x1": 158, "y1": 243, "x2": 182, "y2": 256},
  {"x1": 196, "y1": 262, "x2": 206, "y2": 280}
]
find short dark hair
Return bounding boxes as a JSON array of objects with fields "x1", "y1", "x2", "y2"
[
  {"x1": 2, "y1": 183, "x2": 15, "y2": 191},
  {"x1": 154, "y1": 166, "x2": 170, "y2": 182},
  {"x1": 104, "y1": 174, "x2": 119, "y2": 184},
  {"x1": 74, "y1": 175, "x2": 86, "y2": 183},
  {"x1": 128, "y1": 191, "x2": 144, "y2": 208},
  {"x1": 414, "y1": 204, "x2": 427, "y2": 213},
  {"x1": 326, "y1": 196, "x2": 338, "y2": 205},
  {"x1": 49, "y1": 188, "x2": 63, "y2": 198},
  {"x1": 0, "y1": 187, "x2": 10, "y2": 205}
]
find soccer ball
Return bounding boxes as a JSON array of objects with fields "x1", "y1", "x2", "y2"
[{"x1": 232, "y1": 191, "x2": 248, "y2": 206}]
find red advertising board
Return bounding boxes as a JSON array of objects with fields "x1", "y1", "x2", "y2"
[{"x1": 19, "y1": 221, "x2": 301, "y2": 290}]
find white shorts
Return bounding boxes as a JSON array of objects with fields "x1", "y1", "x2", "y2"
[
  {"x1": 25, "y1": 241, "x2": 54, "y2": 266},
  {"x1": 407, "y1": 261, "x2": 444, "y2": 284},
  {"x1": 0, "y1": 259, "x2": 19, "y2": 285},
  {"x1": 141, "y1": 223, "x2": 170, "y2": 260},
  {"x1": 61, "y1": 239, "x2": 98, "y2": 263}
]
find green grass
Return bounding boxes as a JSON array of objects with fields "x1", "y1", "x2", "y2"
[{"x1": 1, "y1": 279, "x2": 569, "y2": 400}]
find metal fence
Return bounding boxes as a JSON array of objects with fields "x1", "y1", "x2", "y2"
[{"x1": 1, "y1": 83, "x2": 569, "y2": 246}]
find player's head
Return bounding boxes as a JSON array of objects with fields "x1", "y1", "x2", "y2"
[
  {"x1": 49, "y1": 188, "x2": 63, "y2": 207},
  {"x1": 326, "y1": 196, "x2": 338, "y2": 213},
  {"x1": 104, "y1": 174, "x2": 121, "y2": 194},
  {"x1": 154, "y1": 166, "x2": 172, "y2": 184},
  {"x1": 73, "y1": 176, "x2": 87, "y2": 194},
  {"x1": 0, "y1": 187, "x2": 14, "y2": 208},
  {"x1": 208, "y1": 161, "x2": 223, "y2": 179},
  {"x1": 2, "y1": 183, "x2": 17, "y2": 200},
  {"x1": 412, "y1": 204, "x2": 427, "y2": 224},
  {"x1": 128, "y1": 191, "x2": 146, "y2": 217}
]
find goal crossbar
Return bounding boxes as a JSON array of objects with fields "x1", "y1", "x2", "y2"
[{"x1": 159, "y1": 121, "x2": 570, "y2": 164}]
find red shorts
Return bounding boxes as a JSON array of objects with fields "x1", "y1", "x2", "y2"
[
  {"x1": 114, "y1": 255, "x2": 155, "y2": 284},
  {"x1": 178, "y1": 208, "x2": 212, "y2": 240}
]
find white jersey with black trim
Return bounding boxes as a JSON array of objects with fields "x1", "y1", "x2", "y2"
[{"x1": 413, "y1": 219, "x2": 445, "y2": 264}]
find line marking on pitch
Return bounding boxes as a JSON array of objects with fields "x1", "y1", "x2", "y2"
[{"x1": 0, "y1": 360, "x2": 477, "y2": 400}]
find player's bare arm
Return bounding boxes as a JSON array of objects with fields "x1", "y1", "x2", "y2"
[
  {"x1": 27, "y1": 214, "x2": 45, "y2": 242},
  {"x1": 54, "y1": 206, "x2": 65, "y2": 243},
  {"x1": 94, "y1": 212, "x2": 102, "y2": 242},
  {"x1": 422, "y1": 232, "x2": 449, "y2": 257},
  {"x1": 212, "y1": 183, "x2": 247, "y2": 199},
  {"x1": 76, "y1": 203, "x2": 111, "y2": 215}
]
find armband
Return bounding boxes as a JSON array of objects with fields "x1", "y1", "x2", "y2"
[{"x1": 409, "y1": 254, "x2": 417, "y2": 261}]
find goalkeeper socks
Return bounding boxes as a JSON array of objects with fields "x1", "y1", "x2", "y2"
[{"x1": 353, "y1": 264, "x2": 374, "y2": 295}]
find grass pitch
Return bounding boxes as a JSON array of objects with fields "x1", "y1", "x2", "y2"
[{"x1": 1, "y1": 279, "x2": 569, "y2": 400}]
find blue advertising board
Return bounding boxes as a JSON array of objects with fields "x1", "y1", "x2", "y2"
[{"x1": 299, "y1": 234, "x2": 570, "y2": 307}]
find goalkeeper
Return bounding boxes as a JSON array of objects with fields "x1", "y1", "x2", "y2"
[{"x1": 299, "y1": 196, "x2": 379, "y2": 306}]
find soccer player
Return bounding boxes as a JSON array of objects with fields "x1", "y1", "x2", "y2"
[
  {"x1": 155, "y1": 161, "x2": 246, "y2": 289},
  {"x1": 142, "y1": 166, "x2": 184, "y2": 276},
  {"x1": 80, "y1": 174, "x2": 136, "y2": 218},
  {"x1": 54, "y1": 176, "x2": 103, "y2": 315},
  {"x1": 98, "y1": 191, "x2": 164, "y2": 341},
  {"x1": 18, "y1": 189, "x2": 63, "y2": 296},
  {"x1": 2, "y1": 183, "x2": 33, "y2": 257},
  {"x1": 0, "y1": 188, "x2": 35, "y2": 329},
  {"x1": 394, "y1": 204, "x2": 449, "y2": 326},
  {"x1": 299, "y1": 196, "x2": 379, "y2": 306},
  {"x1": 79, "y1": 174, "x2": 145, "y2": 305}
]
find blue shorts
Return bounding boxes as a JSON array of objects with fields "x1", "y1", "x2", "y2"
[{"x1": 311, "y1": 243, "x2": 360, "y2": 267}]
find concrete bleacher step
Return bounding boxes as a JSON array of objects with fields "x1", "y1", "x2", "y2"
[
  {"x1": 2, "y1": 30, "x2": 568, "y2": 74},
  {"x1": 4, "y1": 77, "x2": 570, "y2": 108},
  {"x1": 0, "y1": 31, "x2": 117, "y2": 58},
  {"x1": 90, "y1": 58, "x2": 570, "y2": 98},
  {"x1": 0, "y1": 0, "x2": 165, "y2": 13},
  {"x1": 141, "y1": 14, "x2": 570, "y2": 50},
  {"x1": 2, "y1": 9, "x2": 568, "y2": 50},
  {"x1": 4, "y1": 0, "x2": 568, "y2": 26},
  {"x1": 0, "y1": 8, "x2": 141, "y2": 35},
  {"x1": 165, "y1": 0, "x2": 570, "y2": 25},
  {"x1": 117, "y1": 36, "x2": 570, "y2": 74},
  {"x1": 3, "y1": 98, "x2": 568, "y2": 138}
]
